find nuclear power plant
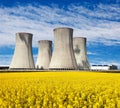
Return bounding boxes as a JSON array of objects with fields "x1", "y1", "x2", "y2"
[
  {"x1": 0, "y1": 27, "x2": 118, "y2": 71},
  {"x1": 9, "y1": 32, "x2": 35, "y2": 69},
  {"x1": 73, "y1": 37, "x2": 90, "y2": 70},
  {"x1": 36, "y1": 40, "x2": 52, "y2": 69},
  {"x1": 49, "y1": 27, "x2": 77, "y2": 70},
  {"x1": 8, "y1": 29, "x2": 91, "y2": 70}
]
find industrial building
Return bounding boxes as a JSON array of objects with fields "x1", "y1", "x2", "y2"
[
  {"x1": 73, "y1": 37, "x2": 90, "y2": 70},
  {"x1": 10, "y1": 32, "x2": 35, "y2": 69},
  {"x1": 91, "y1": 65, "x2": 118, "y2": 71},
  {"x1": 4, "y1": 28, "x2": 118, "y2": 71},
  {"x1": 36, "y1": 40, "x2": 52, "y2": 69},
  {"x1": 0, "y1": 65, "x2": 9, "y2": 70},
  {"x1": 49, "y1": 27, "x2": 77, "y2": 70}
]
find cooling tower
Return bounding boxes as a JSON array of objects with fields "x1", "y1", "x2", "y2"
[
  {"x1": 36, "y1": 40, "x2": 52, "y2": 69},
  {"x1": 73, "y1": 37, "x2": 90, "y2": 70},
  {"x1": 49, "y1": 27, "x2": 77, "y2": 70},
  {"x1": 10, "y1": 32, "x2": 35, "y2": 69}
]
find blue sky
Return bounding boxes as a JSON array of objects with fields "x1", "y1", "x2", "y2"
[{"x1": 0, "y1": 0, "x2": 120, "y2": 69}]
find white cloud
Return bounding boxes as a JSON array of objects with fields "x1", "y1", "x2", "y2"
[
  {"x1": 69, "y1": 4, "x2": 120, "y2": 20},
  {"x1": 0, "y1": 4, "x2": 120, "y2": 47},
  {"x1": 87, "y1": 51, "x2": 97, "y2": 55}
]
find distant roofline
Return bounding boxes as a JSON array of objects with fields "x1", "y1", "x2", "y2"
[
  {"x1": 91, "y1": 65, "x2": 117, "y2": 67},
  {"x1": 0, "y1": 65, "x2": 9, "y2": 67}
]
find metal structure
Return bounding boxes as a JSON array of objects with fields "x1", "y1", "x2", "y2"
[
  {"x1": 10, "y1": 32, "x2": 35, "y2": 69},
  {"x1": 73, "y1": 37, "x2": 90, "y2": 70},
  {"x1": 49, "y1": 27, "x2": 77, "y2": 70},
  {"x1": 36, "y1": 40, "x2": 52, "y2": 69}
]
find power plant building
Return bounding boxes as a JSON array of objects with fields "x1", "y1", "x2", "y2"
[
  {"x1": 91, "y1": 65, "x2": 118, "y2": 71},
  {"x1": 49, "y1": 27, "x2": 77, "y2": 70},
  {"x1": 73, "y1": 37, "x2": 90, "y2": 70},
  {"x1": 10, "y1": 32, "x2": 35, "y2": 69},
  {"x1": 36, "y1": 40, "x2": 52, "y2": 69}
]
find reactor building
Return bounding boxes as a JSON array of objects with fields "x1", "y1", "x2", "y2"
[
  {"x1": 9, "y1": 32, "x2": 35, "y2": 69},
  {"x1": 73, "y1": 37, "x2": 90, "y2": 70},
  {"x1": 49, "y1": 27, "x2": 77, "y2": 70},
  {"x1": 36, "y1": 40, "x2": 52, "y2": 69}
]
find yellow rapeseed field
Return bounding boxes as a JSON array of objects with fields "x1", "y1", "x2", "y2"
[{"x1": 0, "y1": 71, "x2": 120, "y2": 108}]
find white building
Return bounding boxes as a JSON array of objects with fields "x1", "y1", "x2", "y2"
[{"x1": 91, "y1": 65, "x2": 118, "y2": 71}]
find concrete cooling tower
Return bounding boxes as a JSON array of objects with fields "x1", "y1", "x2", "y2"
[
  {"x1": 10, "y1": 32, "x2": 35, "y2": 69},
  {"x1": 73, "y1": 37, "x2": 90, "y2": 70},
  {"x1": 36, "y1": 40, "x2": 52, "y2": 69},
  {"x1": 49, "y1": 27, "x2": 77, "y2": 70}
]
